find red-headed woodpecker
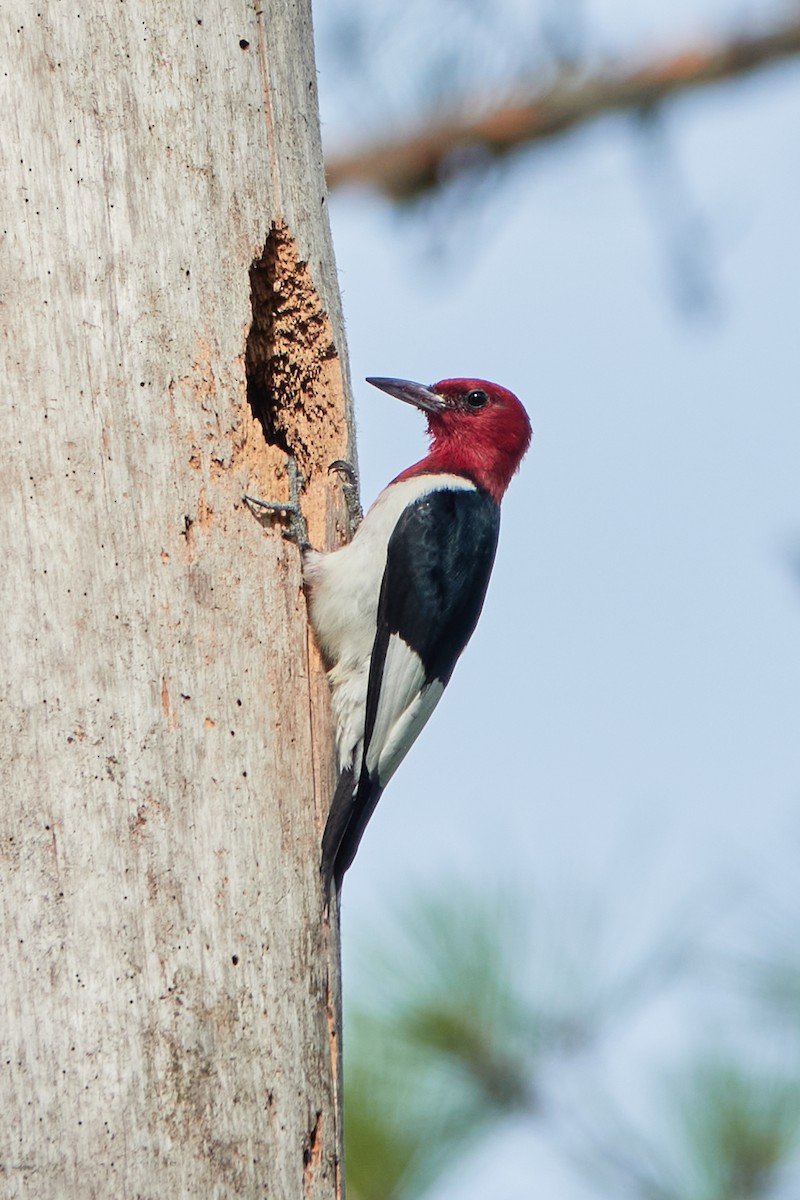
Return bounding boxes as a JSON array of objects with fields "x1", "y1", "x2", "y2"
[{"x1": 305, "y1": 376, "x2": 532, "y2": 893}]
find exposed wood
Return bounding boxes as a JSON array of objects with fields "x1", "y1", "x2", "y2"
[
  {"x1": 0, "y1": 2, "x2": 351, "y2": 1197},
  {"x1": 325, "y1": 16, "x2": 800, "y2": 200}
]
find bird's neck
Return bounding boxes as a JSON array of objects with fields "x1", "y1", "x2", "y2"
[{"x1": 395, "y1": 443, "x2": 510, "y2": 503}]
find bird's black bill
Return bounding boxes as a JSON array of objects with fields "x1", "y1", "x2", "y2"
[{"x1": 366, "y1": 376, "x2": 447, "y2": 413}]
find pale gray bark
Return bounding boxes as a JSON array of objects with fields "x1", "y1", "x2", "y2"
[{"x1": 0, "y1": 3, "x2": 352, "y2": 1197}]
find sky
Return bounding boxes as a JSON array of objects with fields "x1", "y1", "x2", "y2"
[{"x1": 316, "y1": 3, "x2": 800, "y2": 1195}]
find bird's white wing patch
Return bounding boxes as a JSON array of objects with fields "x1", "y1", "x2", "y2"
[
  {"x1": 375, "y1": 681, "x2": 444, "y2": 789},
  {"x1": 365, "y1": 634, "x2": 445, "y2": 788}
]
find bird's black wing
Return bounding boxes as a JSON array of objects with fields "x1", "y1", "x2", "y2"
[{"x1": 323, "y1": 486, "x2": 500, "y2": 890}]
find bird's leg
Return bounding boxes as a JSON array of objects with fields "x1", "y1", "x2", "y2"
[
  {"x1": 244, "y1": 456, "x2": 310, "y2": 550},
  {"x1": 329, "y1": 459, "x2": 363, "y2": 538}
]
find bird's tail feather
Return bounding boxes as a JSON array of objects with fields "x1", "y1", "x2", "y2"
[
  {"x1": 321, "y1": 766, "x2": 355, "y2": 898},
  {"x1": 330, "y1": 767, "x2": 384, "y2": 893},
  {"x1": 320, "y1": 765, "x2": 385, "y2": 896}
]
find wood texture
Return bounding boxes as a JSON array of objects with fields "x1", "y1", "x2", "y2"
[{"x1": 0, "y1": 3, "x2": 352, "y2": 1197}]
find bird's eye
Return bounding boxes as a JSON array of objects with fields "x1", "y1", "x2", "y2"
[{"x1": 465, "y1": 389, "x2": 489, "y2": 410}]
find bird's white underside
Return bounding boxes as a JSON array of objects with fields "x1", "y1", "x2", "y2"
[{"x1": 304, "y1": 472, "x2": 476, "y2": 776}]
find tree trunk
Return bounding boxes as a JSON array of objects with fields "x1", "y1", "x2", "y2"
[{"x1": 0, "y1": 3, "x2": 352, "y2": 1197}]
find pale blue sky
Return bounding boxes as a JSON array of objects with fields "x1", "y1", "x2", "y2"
[{"x1": 317, "y1": 4, "x2": 800, "y2": 1194}]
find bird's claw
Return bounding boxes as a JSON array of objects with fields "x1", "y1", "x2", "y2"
[
  {"x1": 328, "y1": 460, "x2": 357, "y2": 486},
  {"x1": 329, "y1": 459, "x2": 362, "y2": 537},
  {"x1": 244, "y1": 457, "x2": 310, "y2": 550}
]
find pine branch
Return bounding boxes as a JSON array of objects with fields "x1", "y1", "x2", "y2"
[{"x1": 326, "y1": 16, "x2": 800, "y2": 200}]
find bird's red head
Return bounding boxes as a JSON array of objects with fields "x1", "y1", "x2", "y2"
[{"x1": 367, "y1": 376, "x2": 532, "y2": 502}]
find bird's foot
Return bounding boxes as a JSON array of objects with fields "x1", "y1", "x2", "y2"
[
  {"x1": 329, "y1": 459, "x2": 363, "y2": 537},
  {"x1": 244, "y1": 457, "x2": 309, "y2": 550}
]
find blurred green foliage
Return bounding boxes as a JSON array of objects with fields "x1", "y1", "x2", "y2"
[{"x1": 343, "y1": 884, "x2": 800, "y2": 1200}]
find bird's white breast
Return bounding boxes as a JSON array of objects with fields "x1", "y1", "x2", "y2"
[{"x1": 304, "y1": 472, "x2": 476, "y2": 770}]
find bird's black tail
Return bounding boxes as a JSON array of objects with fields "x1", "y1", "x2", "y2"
[
  {"x1": 320, "y1": 764, "x2": 384, "y2": 897},
  {"x1": 321, "y1": 767, "x2": 355, "y2": 898}
]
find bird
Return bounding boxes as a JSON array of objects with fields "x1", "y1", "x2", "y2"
[{"x1": 303, "y1": 376, "x2": 532, "y2": 895}]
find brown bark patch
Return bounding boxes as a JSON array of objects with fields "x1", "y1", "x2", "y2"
[
  {"x1": 245, "y1": 221, "x2": 349, "y2": 498},
  {"x1": 303, "y1": 1109, "x2": 323, "y2": 1186}
]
